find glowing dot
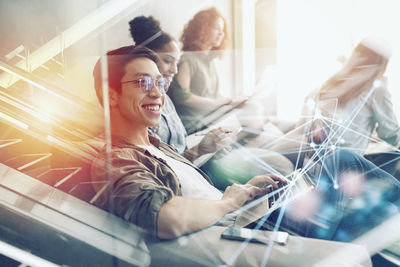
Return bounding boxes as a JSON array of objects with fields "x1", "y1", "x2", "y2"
[
  {"x1": 310, "y1": 142, "x2": 316, "y2": 148},
  {"x1": 339, "y1": 171, "x2": 365, "y2": 197},
  {"x1": 333, "y1": 182, "x2": 339, "y2": 189},
  {"x1": 286, "y1": 191, "x2": 321, "y2": 221},
  {"x1": 330, "y1": 145, "x2": 336, "y2": 150},
  {"x1": 178, "y1": 236, "x2": 188, "y2": 246},
  {"x1": 340, "y1": 138, "x2": 345, "y2": 144},
  {"x1": 373, "y1": 79, "x2": 382, "y2": 88}
]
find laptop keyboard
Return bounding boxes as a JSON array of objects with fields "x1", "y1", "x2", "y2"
[
  {"x1": 265, "y1": 171, "x2": 315, "y2": 210},
  {"x1": 383, "y1": 238, "x2": 400, "y2": 260}
]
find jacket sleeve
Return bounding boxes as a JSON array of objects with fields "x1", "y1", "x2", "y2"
[{"x1": 91, "y1": 151, "x2": 174, "y2": 239}]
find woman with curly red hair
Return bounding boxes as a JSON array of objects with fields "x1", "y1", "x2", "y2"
[
  {"x1": 180, "y1": 7, "x2": 230, "y2": 55},
  {"x1": 168, "y1": 7, "x2": 238, "y2": 134}
]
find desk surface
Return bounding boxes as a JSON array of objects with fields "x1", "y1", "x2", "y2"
[
  {"x1": 148, "y1": 226, "x2": 372, "y2": 267},
  {"x1": 365, "y1": 140, "x2": 399, "y2": 155}
]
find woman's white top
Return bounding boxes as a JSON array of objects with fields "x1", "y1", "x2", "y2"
[{"x1": 319, "y1": 80, "x2": 400, "y2": 155}]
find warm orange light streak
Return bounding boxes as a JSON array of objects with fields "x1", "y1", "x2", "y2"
[
  {"x1": 0, "y1": 112, "x2": 29, "y2": 129},
  {"x1": 46, "y1": 135, "x2": 62, "y2": 144},
  {"x1": 16, "y1": 153, "x2": 52, "y2": 171},
  {"x1": 0, "y1": 94, "x2": 52, "y2": 123},
  {"x1": 0, "y1": 90, "x2": 60, "y2": 123},
  {"x1": 51, "y1": 167, "x2": 82, "y2": 187},
  {"x1": 0, "y1": 63, "x2": 82, "y2": 110},
  {"x1": 0, "y1": 139, "x2": 23, "y2": 148}
]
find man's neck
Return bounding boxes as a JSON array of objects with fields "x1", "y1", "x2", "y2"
[{"x1": 111, "y1": 119, "x2": 151, "y2": 146}]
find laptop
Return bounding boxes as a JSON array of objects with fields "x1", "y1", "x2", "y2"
[
  {"x1": 381, "y1": 239, "x2": 400, "y2": 265},
  {"x1": 233, "y1": 168, "x2": 316, "y2": 227},
  {"x1": 233, "y1": 98, "x2": 339, "y2": 228}
]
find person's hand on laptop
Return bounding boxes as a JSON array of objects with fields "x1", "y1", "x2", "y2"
[
  {"x1": 246, "y1": 174, "x2": 287, "y2": 191},
  {"x1": 222, "y1": 183, "x2": 270, "y2": 210},
  {"x1": 222, "y1": 174, "x2": 286, "y2": 210}
]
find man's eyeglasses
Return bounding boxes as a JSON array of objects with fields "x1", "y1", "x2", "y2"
[{"x1": 121, "y1": 76, "x2": 169, "y2": 94}]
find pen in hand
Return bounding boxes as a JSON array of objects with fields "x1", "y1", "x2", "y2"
[{"x1": 195, "y1": 130, "x2": 233, "y2": 136}]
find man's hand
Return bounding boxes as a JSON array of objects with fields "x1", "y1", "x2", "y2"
[
  {"x1": 222, "y1": 183, "x2": 269, "y2": 210},
  {"x1": 247, "y1": 174, "x2": 287, "y2": 190}
]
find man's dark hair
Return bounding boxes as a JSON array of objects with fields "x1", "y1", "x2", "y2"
[{"x1": 93, "y1": 45, "x2": 158, "y2": 105}]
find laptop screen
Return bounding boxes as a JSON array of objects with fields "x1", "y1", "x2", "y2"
[{"x1": 299, "y1": 97, "x2": 339, "y2": 184}]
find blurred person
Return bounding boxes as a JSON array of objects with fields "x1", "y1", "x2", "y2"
[
  {"x1": 303, "y1": 37, "x2": 399, "y2": 155},
  {"x1": 267, "y1": 38, "x2": 400, "y2": 170}
]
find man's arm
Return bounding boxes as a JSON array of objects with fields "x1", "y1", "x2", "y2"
[
  {"x1": 157, "y1": 183, "x2": 269, "y2": 239},
  {"x1": 157, "y1": 197, "x2": 233, "y2": 239}
]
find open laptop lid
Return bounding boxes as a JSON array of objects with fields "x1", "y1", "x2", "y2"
[
  {"x1": 233, "y1": 97, "x2": 339, "y2": 227},
  {"x1": 300, "y1": 97, "x2": 339, "y2": 184}
]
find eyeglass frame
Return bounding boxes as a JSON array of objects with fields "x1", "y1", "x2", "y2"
[{"x1": 121, "y1": 75, "x2": 169, "y2": 94}]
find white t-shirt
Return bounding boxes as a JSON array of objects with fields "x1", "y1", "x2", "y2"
[{"x1": 142, "y1": 145, "x2": 223, "y2": 200}]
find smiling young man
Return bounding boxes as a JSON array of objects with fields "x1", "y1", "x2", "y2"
[{"x1": 90, "y1": 45, "x2": 283, "y2": 239}]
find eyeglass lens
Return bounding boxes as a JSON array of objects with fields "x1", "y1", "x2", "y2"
[{"x1": 140, "y1": 76, "x2": 168, "y2": 93}]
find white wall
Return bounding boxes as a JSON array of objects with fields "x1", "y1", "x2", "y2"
[{"x1": 275, "y1": 0, "x2": 400, "y2": 120}]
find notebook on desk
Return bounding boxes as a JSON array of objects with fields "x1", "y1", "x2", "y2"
[
  {"x1": 186, "y1": 85, "x2": 271, "y2": 135},
  {"x1": 186, "y1": 95, "x2": 249, "y2": 134},
  {"x1": 381, "y1": 239, "x2": 400, "y2": 265}
]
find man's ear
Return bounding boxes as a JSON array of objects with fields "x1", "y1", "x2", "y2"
[{"x1": 109, "y1": 88, "x2": 119, "y2": 107}]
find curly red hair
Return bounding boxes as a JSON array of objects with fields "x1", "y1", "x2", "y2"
[{"x1": 180, "y1": 7, "x2": 230, "y2": 58}]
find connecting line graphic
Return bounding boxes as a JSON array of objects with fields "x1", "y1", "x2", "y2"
[
  {"x1": 160, "y1": 139, "x2": 294, "y2": 266},
  {"x1": 224, "y1": 187, "x2": 291, "y2": 266},
  {"x1": 309, "y1": 86, "x2": 398, "y2": 186},
  {"x1": 215, "y1": 123, "x2": 322, "y2": 265},
  {"x1": 219, "y1": 102, "x2": 397, "y2": 264},
  {"x1": 153, "y1": 85, "x2": 398, "y2": 265},
  {"x1": 260, "y1": 205, "x2": 287, "y2": 267},
  {"x1": 224, "y1": 170, "x2": 312, "y2": 266},
  {"x1": 328, "y1": 118, "x2": 400, "y2": 176},
  {"x1": 324, "y1": 83, "x2": 376, "y2": 149}
]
